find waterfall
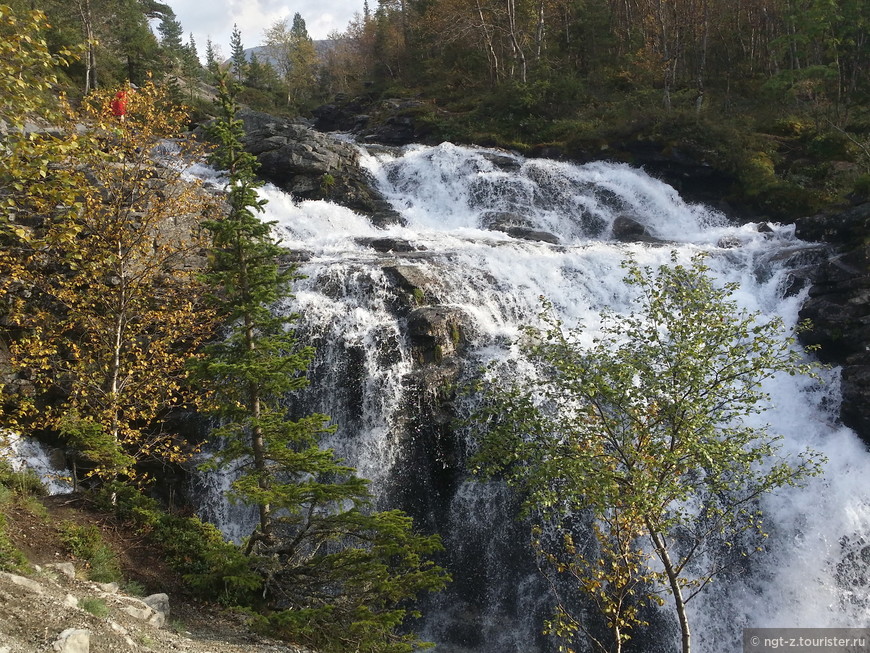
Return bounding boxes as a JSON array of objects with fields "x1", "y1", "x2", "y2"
[
  {"x1": 193, "y1": 142, "x2": 870, "y2": 652},
  {"x1": 1, "y1": 432, "x2": 73, "y2": 495}
]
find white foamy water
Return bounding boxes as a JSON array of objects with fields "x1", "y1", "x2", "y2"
[
  {"x1": 1, "y1": 432, "x2": 72, "y2": 495},
  {"x1": 196, "y1": 142, "x2": 869, "y2": 651}
]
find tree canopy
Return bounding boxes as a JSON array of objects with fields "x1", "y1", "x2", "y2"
[{"x1": 469, "y1": 254, "x2": 825, "y2": 653}]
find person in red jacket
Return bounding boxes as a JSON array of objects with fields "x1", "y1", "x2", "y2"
[{"x1": 110, "y1": 90, "x2": 128, "y2": 122}]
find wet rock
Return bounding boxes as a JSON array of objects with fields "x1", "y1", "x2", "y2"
[
  {"x1": 407, "y1": 306, "x2": 468, "y2": 365},
  {"x1": 479, "y1": 212, "x2": 560, "y2": 243},
  {"x1": 505, "y1": 227, "x2": 560, "y2": 244},
  {"x1": 611, "y1": 215, "x2": 660, "y2": 243},
  {"x1": 480, "y1": 211, "x2": 532, "y2": 231},
  {"x1": 198, "y1": 108, "x2": 404, "y2": 227},
  {"x1": 383, "y1": 264, "x2": 441, "y2": 308},
  {"x1": 480, "y1": 152, "x2": 522, "y2": 171},
  {"x1": 796, "y1": 203, "x2": 870, "y2": 442},
  {"x1": 356, "y1": 237, "x2": 423, "y2": 253},
  {"x1": 718, "y1": 235, "x2": 743, "y2": 249},
  {"x1": 278, "y1": 250, "x2": 312, "y2": 266},
  {"x1": 393, "y1": 305, "x2": 472, "y2": 526}
]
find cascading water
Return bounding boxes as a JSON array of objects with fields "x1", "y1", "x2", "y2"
[
  {"x1": 1, "y1": 432, "x2": 72, "y2": 495},
  {"x1": 193, "y1": 142, "x2": 870, "y2": 651}
]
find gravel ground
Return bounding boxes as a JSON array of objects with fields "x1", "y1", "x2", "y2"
[{"x1": 0, "y1": 566, "x2": 312, "y2": 653}]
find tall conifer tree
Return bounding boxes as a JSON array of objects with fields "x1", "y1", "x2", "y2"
[
  {"x1": 191, "y1": 76, "x2": 449, "y2": 653},
  {"x1": 229, "y1": 24, "x2": 246, "y2": 82}
]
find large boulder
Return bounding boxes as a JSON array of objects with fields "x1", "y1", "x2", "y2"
[
  {"x1": 52, "y1": 628, "x2": 90, "y2": 653},
  {"x1": 199, "y1": 109, "x2": 403, "y2": 227},
  {"x1": 314, "y1": 97, "x2": 437, "y2": 146},
  {"x1": 406, "y1": 306, "x2": 468, "y2": 366},
  {"x1": 610, "y1": 215, "x2": 662, "y2": 243}
]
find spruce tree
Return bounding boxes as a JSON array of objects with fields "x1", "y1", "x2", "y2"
[
  {"x1": 191, "y1": 75, "x2": 449, "y2": 653},
  {"x1": 245, "y1": 51, "x2": 263, "y2": 89},
  {"x1": 205, "y1": 37, "x2": 219, "y2": 79},
  {"x1": 157, "y1": 11, "x2": 184, "y2": 51},
  {"x1": 229, "y1": 24, "x2": 246, "y2": 83}
]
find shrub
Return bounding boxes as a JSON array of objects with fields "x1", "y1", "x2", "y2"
[
  {"x1": 96, "y1": 483, "x2": 260, "y2": 605},
  {"x1": 853, "y1": 174, "x2": 870, "y2": 200}
]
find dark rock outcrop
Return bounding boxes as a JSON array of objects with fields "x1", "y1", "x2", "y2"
[
  {"x1": 201, "y1": 109, "x2": 403, "y2": 227},
  {"x1": 610, "y1": 215, "x2": 659, "y2": 243},
  {"x1": 407, "y1": 306, "x2": 468, "y2": 366},
  {"x1": 796, "y1": 203, "x2": 870, "y2": 443},
  {"x1": 313, "y1": 97, "x2": 437, "y2": 145},
  {"x1": 355, "y1": 237, "x2": 423, "y2": 254},
  {"x1": 398, "y1": 303, "x2": 470, "y2": 525}
]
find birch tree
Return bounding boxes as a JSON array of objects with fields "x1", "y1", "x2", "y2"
[
  {"x1": 470, "y1": 255, "x2": 824, "y2": 653},
  {"x1": 2, "y1": 77, "x2": 217, "y2": 479}
]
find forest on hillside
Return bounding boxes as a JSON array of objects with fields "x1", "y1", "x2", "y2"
[{"x1": 6, "y1": 0, "x2": 869, "y2": 217}]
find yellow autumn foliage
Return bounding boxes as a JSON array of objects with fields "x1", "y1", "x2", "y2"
[{"x1": 0, "y1": 6, "x2": 219, "y2": 479}]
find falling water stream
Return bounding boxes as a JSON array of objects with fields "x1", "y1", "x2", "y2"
[{"x1": 190, "y1": 141, "x2": 869, "y2": 652}]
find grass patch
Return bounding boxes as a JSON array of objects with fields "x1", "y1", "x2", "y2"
[
  {"x1": 59, "y1": 522, "x2": 122, "y2": 583},
  {"x1": 0, "y1": 460, "x2": 46, "y2": 498},
  {"x1": 80, "y1": 597, "x2": 109, "y2": 617},
  {"x1": 123, "y1": 579, "x2": 146, "y2": 596},
  {"x1": 0, "y1": 513, "x2": 28, "y2": 572},
  {"x1": 0, "y1": 460, "x2": 43, "y2": 573}
]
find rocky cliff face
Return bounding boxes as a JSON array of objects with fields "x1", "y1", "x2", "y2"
[{"x1": 796, "y1": 202, "x2": 870, "y2": 444}]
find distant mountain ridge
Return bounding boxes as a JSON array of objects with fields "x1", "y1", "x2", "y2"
[{"x1": 223, "y1": 41, "x2": 337, "y2": 69}]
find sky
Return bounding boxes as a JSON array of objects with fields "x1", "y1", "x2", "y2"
[{"x1": 168, "y1": 0, "x2": 364, "y2": 58}]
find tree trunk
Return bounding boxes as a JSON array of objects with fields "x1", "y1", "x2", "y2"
[
  {"x1": 108, "y1": 240, "x2": 126, "y2": 447},
  {"x1": 506, "y1": 0, "x2": 527, "y2": 82},
  {"x1": 239, "y1": 245, "x2": 272, "y2": 545},
  {"x1": 647, "y1": 523, "x2": 691, "y2": 653},
  {"x1": 476, "y1": 0, "x2": 500, "y2": 82},
  {"x1": 77, "y1": 0, "x2": 96, "y2": 92},
  {"x1": 535, "y1": 0, "x2": 546, "y2": 62}
]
